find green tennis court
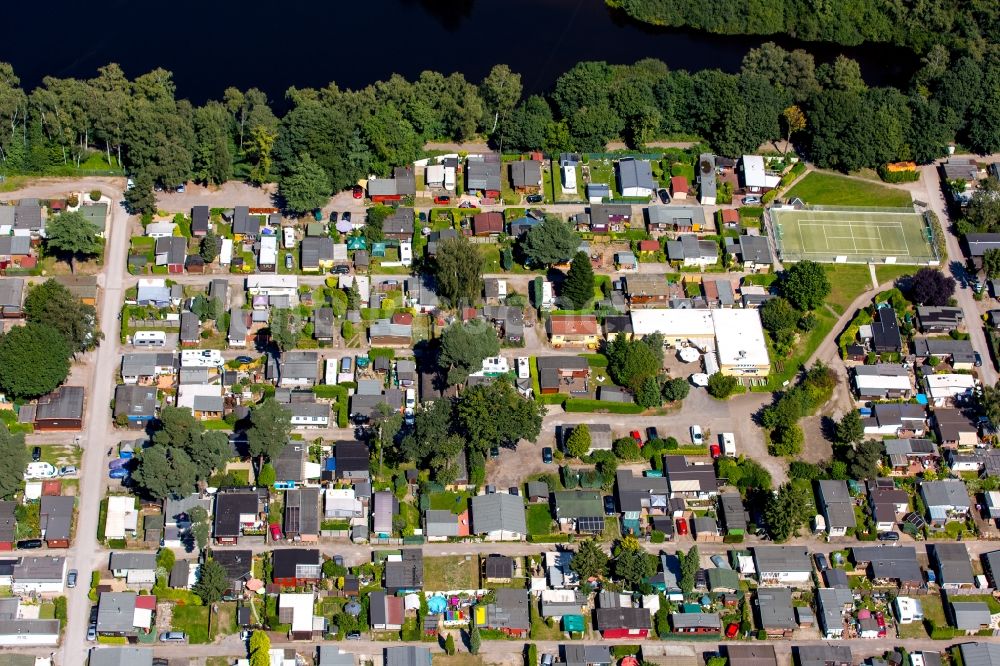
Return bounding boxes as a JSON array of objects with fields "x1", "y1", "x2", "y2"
[{"x1": 771, "y1": 206, "x2": 937, "y2": 264}]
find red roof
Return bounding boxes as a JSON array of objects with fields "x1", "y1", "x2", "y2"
[
  {"x1": 638, "y1": 240, "x2": 659, "y2": 252},
  {"x1": 41, "y1": 480, "x2": 62, "y2": 496},
  {"x1": 473, "y1": 212, "x2": 504, "y2": 235},
  {"x1": 386, "y1": 595, "x2": 405, "y2": 625},
  {"x1": 391, "y1": 312, "x2": 413, "y2": 325},
  {"x1": 135, "y1": 595, "x2": 157, "y2": 610},
  {"x1": 460, "y1": 308, "x2": 477, "y2": 321},
  {"x1": 671, "y1": 176, "x2": 689, "y2": 192},
  {"x1": 548, "y1": 314, "x2": 599, "y2": 336},
  {"x1": 720, "y1": 209, "x2": 740, "y2": 224}
]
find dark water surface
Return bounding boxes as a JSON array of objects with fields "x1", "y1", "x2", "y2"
[{"x1": 4, "y1": 0, "x2": 913, "y2": 104}]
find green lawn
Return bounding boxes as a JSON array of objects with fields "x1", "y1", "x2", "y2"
[
  {"x1": 874, "y1": 264, "x2": 916, "y2": 286},
  {"x1": 786, "y1": 171, "x2": 913, "y2": 207},
  {"x1": 427, "y1": 491, "x2": 471, "y2": 514},
  {"x1": 526, "y1": 504, "x2": 554, "y2": 536},
  {"x1": 823, "y1": 264, "x2": 875, "y2": 315},
  {"x1": 170, "y1": 604, "x2": 212, "y2": 644},
  {"x1": 424, "y1": 555, "x2": 478, "y2": 591}
]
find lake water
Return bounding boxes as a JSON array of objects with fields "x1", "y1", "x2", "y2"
[{"x1": 6, "y1": 0, "x2": 912, "y2": 104}]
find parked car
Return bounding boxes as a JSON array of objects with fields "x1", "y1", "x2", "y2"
[
  {"x1": 108, "y1": 458, "x2": 127, "y2": 470},
  {"x1": 67, "y1": 570, "x2": 78, "y2": 588},
  {"x1": 458, "y1": 201, "x2": 475, "y2": 208},
  {"x1": 690, "y1": 425, "x2": 704, "y2": 445},
  {"x1": 87, "y1": 625, "x2": 97, "y2": 641},
  {"x1": 59, "y1": 465, "x2": 77, "y2": 476},
  {"x1": 743, "y1": 195, "x2": 761, "y2": 204},
  {"x1": 657, "y1": 188, "x2": 671, "y2": 204},
  {"x1": 676, "y1": 518, "x2": 689, "y2": 536},
  {"x1": 159, "y1": 632, "x2": 187, "y2": 643},
  {"x1": 329, "y1": 211, "x2": 339, "y2": 222},
  {"x1": 176, "y1": 184, "x2": 186, "y2": 193},
  {"x1": 433, "y1": 195, "x2": 451, "y2": 205},
  {"x1": 16, "y1": 539, "x2": 42, "y2": 549},
  {"x1": 542, "y1": 447, "x2": 553, "y2": 464},
  {"x1": 604, "y1": 495, "x2": 617, "y2": 515},
  {"x1": 333, "y1": 264, "x2": 350, "y2": 274},
  {"x1": 352, "y1": 185, "x2": 364, "y2": 199},
  {"x1": 526, "y1": 194, "x2": 544, "y2": 204},
  {"x1": 710, "y1": 444, "x2": 721, "y2": 459},
  {"x1": 814, "y1": 553, "x2": 828, "y2": 571},
  {"x1": 31, "y1": 447, "x2": 41, "y2": 462},
  {"x1": 109, "y1": 467, "x2": 129, "y2": 480},
  {"x1": 710, "y1": 555, "x2": 730, "y2": 569},
  {"x1": 346, "y1": 632, "x2": 362, "y2": 640},
  {"x1": 646, "y1": 427, "x2": 659, "y2": 442},
  {"x1": 878, "y1": 531, "x2": 900, "y2": 541},
  {"x1": 541, "y1": 654, "x2": 554, "y2": 666},
  {"x1": 269, "y1": 524, "x2": 283, "y2": 541},
  {"x1": 341, "y1": 211, "x2": 352, "y2": 224},
  {"x1": 489, "y1": 446, "x2": 500, "y2": 459},
  {"x1": 725, "y1": 623, "x2": 739, "y2": 639},
  {"x1": 630, "y1": 430, "x2": 643, "y2": 446},
  {"x1": 284, "y1": 253, "x2": 293, "y2": 270},
  {"x1": 235, "y1": 356, "x2": 254, "y2": 364}
]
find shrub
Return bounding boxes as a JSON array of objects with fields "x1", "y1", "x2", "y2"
[
  {"x1": 707, "y1": 373, "x2": 741, "y2": 399},
  {"x1": 90, "y1": 190, "x2": 102, "y2": 202}
]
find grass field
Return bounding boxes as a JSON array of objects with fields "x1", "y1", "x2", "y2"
[
  {"x1": 526, "y1": 504, "x2": 555, "y2": 536},
  {"x1": 424, "y1": 555, "x2": 479, "y2": 591},
  {"x1": 773, "y1": 207, "x2": 935, "y2": 264},
  {"x1": 786, "y1": 172, "x2": 914, "y2": 207}
]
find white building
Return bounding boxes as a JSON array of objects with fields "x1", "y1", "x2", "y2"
[
  {"x1": 246, "y1": 275, "x2": 298, "y2": 297},
  {"x1": 259, "y1": 235, "x2": 278, "y2": 270},
  {"x1": 740, "y1": 155, "x2": 781, "y2": 193},
  {"x1": 924, "y1": 373, "x2": 976, "y2": 403},
  {"x1": 894, "y1": 597, "x2": 924, "y2": 624},
  {"x1": 105, "y1": 496, "x2": 139, "y2": 540}
]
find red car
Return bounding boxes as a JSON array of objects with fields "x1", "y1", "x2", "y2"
[
  {"x1": 269, "y1": 524, "x2": 283, "y2": 541},
  {"x1": 725, "y1": 623, "x2": 739, "y2": 639},
  {"x1": 352, "y1": 185, "x2": 363, "y2": 199},
  {"x1": 630, "y1": 430, "x2": 643, "y2": 447},
  {"x1": 433, "y1": 195, "x2": 451, "y2": 205},
  {"x1": 710, "y1": 444, "x2": 722, "y2": 459},
  {"x1": 676, "y1": 518, "x2": 688, "y2": 536}
]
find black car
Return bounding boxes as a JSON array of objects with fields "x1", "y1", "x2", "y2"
[
  {"x1": 509, "y1": 487, "x2": 520, "y2": 496},
  {"x1": 878, "y1": 531, "x2": 900, "y2": 541},
  {"x1": 657, "y1": 188, "x2": 670, "y2": 204},
  {"x1": 235, "y1": 355, "x2": 254, "y2": 364},
  {"x1": 333, "y1": 264, "x2": 350, "y2": 274},
  {"x1": 603, "y1": 495, "x2": 616, "y2": 515},
  {"x1": 489, "y1": 446, "x2": 500, "y2": 459},
  {"x1": 526, "y1": 194, "x2": 544, "y2": 204},
  {"x1": 542, "y1": 447, "x2": 553, "y2": 464},
  {"x1": 341, "y1": 212, "x2": 352, "y2": 224},
  {"x1": 814, "y1": 553, "x2": 828, "y2": 571},
  {"x1": 31, "y1": 447, "x2": 41, "y2": 462},
  {"x1": 16, "y1": 539, "x2": 42, "y2": 549},
  {"x1": 646, "y1": 427, "x2": 659, "y2": 442},
  {"x1": 351, "y1": 413, "x2": 369, "y2": 426},
  {"x1": 329, "y1": 211, "x2": 339, "y2": 222},
  {"x1": 694, "y1": 569, "x2": 707, "y2": 589}
]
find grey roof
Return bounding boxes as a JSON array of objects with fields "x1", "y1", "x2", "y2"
[
  {"x1": 726, "y1": 645, "x2": 778, "y2": 666},
  {"x1": 192, "y1": 395, "x2": 224, "y2": 413},
  {"x1": 913, "y1": 337, "x2": 976, "y2": 363},
  {"x1": 931, "y1": 542, "x2": 975, "y2": 586},
  {"x1": 370, "y1": 319, "x2": 411, "y2": 340},
  {"x1": 96, "y1": 592, "x2": 137, "y2": 633},
  {"x1": 615, "y1": 469, "x2": 668, "y2": 513},
  {"x1": 0, "y1": 236, "x2": 31, "y2": 256},
  {"x1": 318, "y1": 648, "x2": 356, "y2": 666},
  {"x1": 952, "y1": 601, "x2": 991, "y2": 630},
  {"x1": 753, "y1": 546, "x2": 812, "y2": 574},
  {"x1": 121, "y1": 352, "x2": 175, "y2": 378},
  {"x1": 169, "y1": 560, "x2": 190, "y2": 588},
  {"x1": 850, "y1": 545, "x2": 923, "y2": 585},
  {"x1": 921, "y1": 479, "x2": 971, "y2": 509},
  {"x1": 797, "y1": 646, "x2": 852, "y2": 666},
  {"x1": 424, "y1": 510, "x2": 460, "y2": 537},
  {"x1": 595, "y1": 606, "x2": 652, "y2": 631},
  {"x1": 698, "y1": 154, "x2": 717, "y2": 199},
  {"x1": 617, "y1": 159, "x2": 655, "y2": 192},
  {"x1": 39, "y1": 496, "x2": 73, "y2": 542},
  {"x1": 301, "y1": 237, "x2": 334, "y2": 267},
  {"x1": 0, "y1": 279, "x2": 24, "y2": 308},
  {"x1": 155, "y1": 236, "x2": 187, "y2": 265},
  {"x1": 109, "y1": 552, "x2": 157, "y2": 571},
  {"x1": 228, "y1": 310, "x2": 248, "y2": 341},
  {"x1": 384, "y1": 647, "x2": 431, "y2": 666},
  {"x1": 510, "y1": 161, "x2": 542, "y2": 188},
  {"x1": 213, "y1": 491, "x2": 260, "y2": 538},
  {"x1": 34, "y1": 386, "x2": 84, "y2": 421},
  {"x1": 314, "y1": 308, "x2": 334, "y2": 339},
  {"x1": 671, "y1": 612, "x2": 721, "y2": 630},
  {"x1": 232, "y1": 207, "x2": 261, "y2": 236},
  {"x1": 486, "y1": 588, "x2": 530, "y2": 631},
  {"x1": 562, "y1": 645, "x2": 611, "y2": 666},
  {"x1": 719, "y1": 493, "x2": 748, "y2": 530},
  {"x1": 960, "y1": 643, "x2": 1000, "y2": 666},
  {"x1": 284, "y1": 487, "x2": 320, "y2": 536},
  {"x1": 471, "y1": 493, "x2": 526, "y2": 536},
  {"x1": 647, "y1": 205, "x2": 707, "y2": 230},
  {"x1": 114, "y1": 385, "x2": 158, "y2": 418},
  {"x1": 667, "y1": 234, "x2": 718, "y2": 261},
  {"x1": 280, "y1": 351, "x2": 319, "y2": 381},
  {"x1": 816, "y1": 587, "x2": 853, "y2": 636},
  {"x1": 89, "y1": 648, "x2": 154, "y2": 666},
  {"x1": 382, "y1": 208, "x2": 415, "y2": 236},
  {"x1": 755, "y1": 587, "x2": 796, "y2": 629},
  {"x1": 737, "y1": 235, "x2": 772, "y2": 264},
  {"x1": 466, "y1": 155, "x2": 501, "y2": 191},
  {"x1": 916, "y1": 306, "x2": 964, "y2": 330},
  {"x1": 664, "y1": 456, "x2": 719, "y2": 494},
  {"x1": 13, "y1": 204, "x2": 41, "y2": 231},
  {"x1": 384, "y1": 548, "x2": 423, "y2": 591},
  {"x1": 817, "y1": 480, "x2": 857, "y2": 530},
  {"x1": 274, "y1": 441, "x2": 307, "y2": 483}
]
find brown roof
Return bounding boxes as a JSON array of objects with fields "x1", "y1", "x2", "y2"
[
  {"x1": 721, "y1": 209, "x2": 740, "y2": 224},
  {"x1": 638, "y1": 240, "x2": 659, "y2": 252},
  {"x1": 671, "y1": 176, "x2": 688, "y2": 192},
  {"x1": 391, "y1": 312, "x2": 414, "y2": 325},
  {"x1": 548, "y1": 314, "x2": 599, "y2": 336},
  {"x1": 473, "y1": 212, "x2": 504, "y2": 235}
]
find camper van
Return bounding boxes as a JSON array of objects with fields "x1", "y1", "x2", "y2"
[
  {"x1": 133, "y1": 330, "x2": 167, "y2": 347},
  {"x1": 720, "y1": 432, "x2": 736, "y2": 457}
]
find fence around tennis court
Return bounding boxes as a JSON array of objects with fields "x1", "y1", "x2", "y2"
[{"x1": 767, "y1": 205, "x2": 940, "y2": 265}]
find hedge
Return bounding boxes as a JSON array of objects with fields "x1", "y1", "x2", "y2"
[
  {"x1": 527, "y1": 534, "x2": 571, "y2": 543},
  {"x1": 313, "y1": 384, "x2": 349, "y2": 427},
  {"x1": 563, "y1": 398, "x2": 643, "y2": 414}
]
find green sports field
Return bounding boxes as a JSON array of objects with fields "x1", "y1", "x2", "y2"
[{"x1": 771, "y1": 206, "x2": 937, "y2": 264}]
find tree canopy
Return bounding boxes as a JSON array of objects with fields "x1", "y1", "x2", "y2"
[
  {"x1": 455, "y1": 379, "x2": 543, "y2": 454},
  {"x1": 24, "y1": 279, "x2": 100, "y2": 353},
  {"x1": 908, "y1": 267, "x2": 955, "y2": 306},
  {"x1": 564, "y1": 424, "x2": 591, "y2": 458},
  {"x1": 44, "y1": 211, "x2": 102, "y2": 270},
  {"x1": 779, "y1": 260, "x2": 830, "y2": 311},
  {"x1": 520, "y1": 216, "x2": 578, "y2": 267},
  {"x1": 562, "y1": 252, "x2": 595, "y2": 309},
  {"x1": 279, "y1": 154, "x2": 330, "y2": 214},
  {"x1": 192, "y1": 559, "x2": 228, "y2": 603},
  {"x1": 438, "y1": 320, "x2": 500, "y2": 386},
  {"x1": 0, "y1": 322, "x2": 71, "y2": 399},
  {"x1": 433, "y1": 237, "x2": 484, "y2": 306},
  {"x1": 570, "y1": 538, "x2": 609, "y2": 580},
  {"x1": 247, "y1": 398, "x2": 293, "y2": 462},
  {"x1": 132, "y1": 407, "x2": 232, "y2": 499},
  {"x1": 0, "y1": 421, "x2": 27, "y2": 499}
]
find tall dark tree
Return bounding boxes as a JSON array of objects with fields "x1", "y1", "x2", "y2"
[
  {"x1": 24, "y1": 279, "x2": 100, "y2": 353},
  {"x1": 0, "y1": 323, "x2": 70, "y2": 399},
  {"x1": 0, "y1": 420, "x2": 27, "y2": 499},
  {"x1": 780, "y1": 260, "x2": 830, "y2": 311},
  {"x1": 561, "y1": 251, "x2": 595, "y2": 309},
  {"x1": 908, "y1": 267, "x2": 955, "y2": 306},
  {"x1": 247, "y1": 399, "x2": 292, "y2": 463},
  {"x1": 438, "y1": 321, "x2": 500, "y2": 386},
  {"x1": 433, "y1": 237, "x2": 484, "y2": 306}
]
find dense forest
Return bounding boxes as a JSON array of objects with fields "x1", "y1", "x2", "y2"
[
  {"x1": 0, "y1": 43, "x2": 998, "y2": 206},
  {"x1": 607, "y1": 0, "x2": 1000, "y2": 52}
]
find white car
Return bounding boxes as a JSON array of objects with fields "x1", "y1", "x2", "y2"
[
  {"x1": 690, "y1": 425, "x2": 704, "y2": 446},
  {"x1": 405, "y1": 388, "x2": 416, "y2": 411}
]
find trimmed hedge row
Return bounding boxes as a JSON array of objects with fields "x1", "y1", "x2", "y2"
[{"x1": 563, "y1": 398, "x2": 643, "y2": 414}]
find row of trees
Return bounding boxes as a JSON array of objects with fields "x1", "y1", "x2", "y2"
[{"x1": 7, "y1": 41, "x2": 996, "y2": 211}]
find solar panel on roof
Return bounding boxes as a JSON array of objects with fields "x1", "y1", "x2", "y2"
[{"x1": 577, "y1": 517, "x2": 605, "y2": 533}]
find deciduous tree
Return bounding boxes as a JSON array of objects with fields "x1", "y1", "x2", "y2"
[
  {"x1": 564, "y1": 424, "x2": 591, "y2": 458},
  {"x1": 438, "y1": 320, "x2": 500, "y2": 386},
  {"x1": 520, "y1": 216, "x2": 578, "y2": 267},
  {"x1": 612, "y1": 536, "x2": 656, "y2": 587},
  {"x1": 908, "y1": 267, "x2": 955, "y2": 306},
  {"x1": 45, "y1": 210, "x2": 102, "y2": 272},
  {"x1": 0, "y1": 323, "x2": 70, "y2": 399},
  {"x1": 780, "y1": 260, "x2": 830, "y2": 311},
  {"x1": 24, "y1": 279, "x2": 100, "y2": 353},
  {"x1": 279, "y1": 153, "x2": 330, "y2": 214},
  {"x1": 661, "y1": 377, "x2": 690, "y2": 402},
  {"x1": 433, "y1": 237, "x2": 484, "y2": 306},
  {"x1": 247, "y1": 399, "x2": 292, "y2": 463},
  {"x1": 455, "y1": 379, "x2": 543, "y2": 453},
  {"x1": 0, "y1": 421, "x2": 27, "y2": 499},
  {"x1": 835, "y1": 410, "x2": 864, "y2": 445}
]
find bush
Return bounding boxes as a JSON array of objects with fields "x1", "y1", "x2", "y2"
[
  {"x1": 650, "y1": 530, "x2": 666, "y2": 543},
  {"x1": 563, "y1": 398, "x2": 642, "y2": 414},
  {"x1": 707, "y1": 373, "x2": 741, "y2": 399},
  {"x1": 89, "y1": 190, "x2": 102, "y2": 202}
]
